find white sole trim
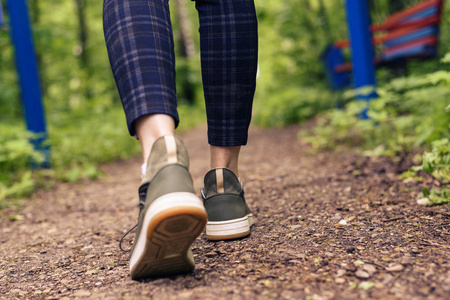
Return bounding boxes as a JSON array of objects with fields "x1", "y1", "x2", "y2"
[
  {"x1": 129, "y1": 192, "x2": 207, "y2": 279},
  {"x1": 206, "y1": 214, "x2": 254, "y2": 241}
]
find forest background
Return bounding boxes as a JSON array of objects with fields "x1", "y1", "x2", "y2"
[{"x1": 0, "y1": 0, "x2": 449, "y2": 206}]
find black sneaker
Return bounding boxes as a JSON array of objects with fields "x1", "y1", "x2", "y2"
[
  {"x1": 201, "y1": 168, "x2": 254, "y2": 241},
  {"x1": 125, "y1": 135, "x2": 207, "y2": 280}
]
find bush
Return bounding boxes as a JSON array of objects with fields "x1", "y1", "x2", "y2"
[
  {"x1": 0, "y1": 102, "x2": 206, "y2": 206},
  {"x1": 0, "y1": 125, "x2": 44, "y2": 206},
  {"x1": 304, "y1": 55, "x2": 450, "y2": 206},
  {"x1": 304, "y1": 71, "x2": 450, "y2": 156},
  {"x1": 414, "y1": 138, "x2": 450, "y2": 206},
  {"x1": 254, "y1": 87, "x2": 335, "y2": 127}
]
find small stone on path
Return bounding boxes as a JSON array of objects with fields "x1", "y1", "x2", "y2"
[
  {"x1": 355, "y1": 269, "x2": 370, "y2": 279},
  {"x1": 335, "y1": 278, "x2": 346, "y2": 284},
  {"x1": 363, "y1": 264, "x2": 377, "y2": 276},
  {"x1": 386, "y1": 264, "x2": 404, "y2": 272},
  {"x1": 72, "y1": 290, "x2": 91, "y2": 297}
]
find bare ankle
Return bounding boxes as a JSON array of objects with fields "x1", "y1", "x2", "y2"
[
  {"x1": 210, "y1": 145, "x2": 241, "y2": 176},
  {"x1": 135, "y1": 114, "x2": 175, "y2": 162}
]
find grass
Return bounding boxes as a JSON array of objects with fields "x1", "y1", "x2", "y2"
[{"x1": 0, "y1": 102, "x2": 206, "y2": 208}]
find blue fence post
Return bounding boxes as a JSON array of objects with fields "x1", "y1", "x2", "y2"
[
  {"x1": 345, "y1": 0, "x2": 377, "y2": 119},
  {"x1": 8, "y1": 0, "x2": 50, "y2": 167}
]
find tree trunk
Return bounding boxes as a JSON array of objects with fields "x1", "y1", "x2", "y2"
[
  {"x1": 74, "y1": 0, "x2": 91, "y2": 99},
  {"x1": 74, "y1": 0, "x2": 88, "y2": 67},
  {"x1": 388, "y1": 0, "x2": 415, "y2": 14},
  {"x1": 174, "y1": 0, "x2": 195, "y2": 58},
  {"x1": 174, "y1": 0, "x2": 195, "y2": 103},
  {"x1": 317, "y1": 0, "x2": 332, "y2": 41}
]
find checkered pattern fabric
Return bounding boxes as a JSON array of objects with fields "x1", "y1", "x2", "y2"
[{"x1": 103, "y1": 0, "x2": 258, "y2": 146}]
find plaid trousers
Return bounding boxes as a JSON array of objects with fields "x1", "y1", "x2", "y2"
[{"x1": 103, "y1": 0, "x2": 258, "y2": 146}]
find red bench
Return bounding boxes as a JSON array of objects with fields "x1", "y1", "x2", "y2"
[{"x1": 322, "y1": 0, "x2": 444, "y2": 89}]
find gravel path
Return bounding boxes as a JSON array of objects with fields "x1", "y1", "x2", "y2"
[{"x1": 1, "y1": 124, "x2": 449, "y2": 299}]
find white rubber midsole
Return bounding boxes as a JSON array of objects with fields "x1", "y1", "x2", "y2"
[
  {"x1": 206, "y1": 214, "x2": 254, "y2": 237},
  {"x1": 129, "y1": 192, "x2": 206, "y2": 271}
]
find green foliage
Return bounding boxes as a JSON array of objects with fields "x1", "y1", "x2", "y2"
[
  {"x1": 413, "y1": 138, "x2": 450, "y2": 205},
  {"x1": 252, "y1": 0, "x2": 450, "y2": 130},
  {"x1": 304, "y1": 70, "x2": 450, "y2": 156},
  {"x1": 420, "y1": 139, "x2": 450, "y2": 182},
  {"x1": 2, "y1": 0, "x2": 450, "y2": 208},
  {"x1": 0, "y1": 102, "x2": 205, "y2": 204},
  {"x1": 419, "y1": 187, "x2": 450, "y2": 205},
  {"x1": 0, "y1": 1, "x2": 206, "y2": 206},
  {"x1": 0, "y1": 109, "x2": 137, "y2": 204},
  {"x1": 252, "y1": 0, "x2": 347, "y2": 128},
  {"x1": 305, "y1": 58, "x2": 450, "y2": 206},
  {"x1": 47, "y1": 108, "x2": 139, "y2": 182},
  {"x1": 254, "y1": 0, "x2": 345, "y2": 120},
  {"x1": 175, "y1": 57, "x2": 204, "y2": 106},
  {"x1": 0, "y1": 125, "x2": 44, "y2": 206},
  {"x1": 0, "y1": 26, "x2": 21, "y2": 121},
  {"x1": 254, "y1": 87, "x2": 335, "y2": 127},
  {"x1": 0, "y1": 127, "x2": 44, "y2": 172}
]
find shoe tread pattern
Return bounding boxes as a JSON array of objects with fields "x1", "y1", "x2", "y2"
[{"x1": 131, "y1": 214, "x2": 205, "y2": 280}]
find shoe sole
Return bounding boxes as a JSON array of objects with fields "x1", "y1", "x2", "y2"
[
  {"x1": 206, "y1": 214, "x2": 254, "y2": 241},
  {"x1": 130, "y1": 192, "x2": 207, "y2": 280}
]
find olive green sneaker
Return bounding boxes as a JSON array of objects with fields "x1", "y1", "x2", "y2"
[
  {"x1": 201, "y1": 168, "x2": 254, "y2": 241},
  {"x1": 126, "y1": 135, "x2": 207, "y2": 280}
]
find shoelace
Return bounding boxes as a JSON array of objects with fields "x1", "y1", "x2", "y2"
[
  {"x1": 119, "y1": 223, "x2": 137, "y2": 252},
  {"x1": 118, "y1": 193, "x2": 146, "y2": 253}
]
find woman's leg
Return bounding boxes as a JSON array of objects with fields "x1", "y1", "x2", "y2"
[
  {"x1": 195, "y1": 0, "x2": 258, "y2": 148},
  {"x1": 103, "y1": 0, "x2": 178, "y2": 159},
  {"x1": 195, "y1": 0, "x2": 258, "y2": 240},
  {"x1": 135, "y1": 114, "x2": 175, "y2": 162},
  {"x1": 195, "y1": 0, "x2": 258, "y2": 176},
  {"x1": 103, "y1": 0, "x2": 207, "y2": 280}
]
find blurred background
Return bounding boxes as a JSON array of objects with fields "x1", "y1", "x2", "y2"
[{"x1": 1, "y1": 0, "x2": 449, "y2": 205}]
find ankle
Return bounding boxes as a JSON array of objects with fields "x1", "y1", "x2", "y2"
[
  {"x1": 135, "y1": 114, "x2": 175, "y2": 162},
  {"x1": 210, "y1": 145, "x2": 241, "y2": 176}
]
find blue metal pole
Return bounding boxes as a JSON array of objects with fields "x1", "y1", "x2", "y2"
[
  {"x1": 345, "y1": 0, "x2": 377, "y2": 119},
  {"x1": 8, "y1": 0, "x2": 50, "y2": 167}
]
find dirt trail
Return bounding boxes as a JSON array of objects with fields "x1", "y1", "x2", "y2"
[{"x1": 1, "y1": 124, "x2": 449, "y2": 300}]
